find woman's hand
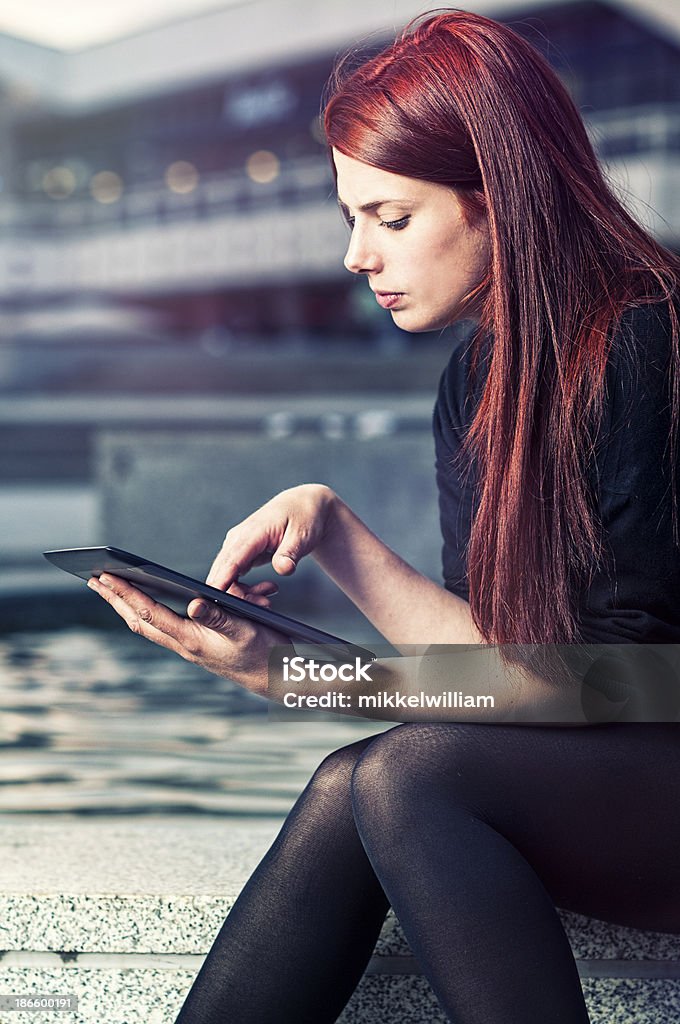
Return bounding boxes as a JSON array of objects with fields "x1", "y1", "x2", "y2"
[
  {"x1": 87, "y1": 573, "x2": 292, "y2": 697},
  {"x1": 206, "y1": 483, "x2": 337, "y2": 594},
  {"x1": 85, "y1": 486, "x2": 337, "y2": 695}
]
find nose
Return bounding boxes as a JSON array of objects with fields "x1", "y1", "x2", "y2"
[{"x1": 343, "y1": 227, "x2": 382, "y2": 275}]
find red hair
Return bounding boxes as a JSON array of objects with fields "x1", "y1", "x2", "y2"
[{"x1": 324, "y1": 10, "x2": 680, "y2": 669}]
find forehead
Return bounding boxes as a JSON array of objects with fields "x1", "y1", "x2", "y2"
[{"x1": 332, "y1": 149, "x2": 425, "y2": 206}]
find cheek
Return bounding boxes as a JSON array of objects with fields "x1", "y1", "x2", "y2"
[
  {"x1": 426, "y1": 246, "x2": 468, "y2": 294},
  {"x1": 441, "y1": 231, "x2": 488, "y2": 289},
  {"x1": 425, "y1": 226, "x2": 466, "y2": 267},
  {"x1": 401, "y1": 222, "x2": 486, "y2": 300},
  {"x1": 406, "y1": 237, "x2": 456, "y2": 288}
]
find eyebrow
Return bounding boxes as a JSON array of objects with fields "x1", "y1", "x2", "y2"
[{"x1": 337, "y1": 197, "x2": 411, "y2": 215}]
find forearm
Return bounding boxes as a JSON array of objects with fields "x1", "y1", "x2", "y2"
[
  {"x1": 87, "y1": 549, "x2": 589, "y2": 727},
  {"x1": 267, "y1": 645, "x2": 590, "y2": 725},
  {"x1": 312, "y1": 491, "x2": 484, "y2": 648},
  {"x1": 304, "y1": 495, "x2": 589, "y2": 724}
]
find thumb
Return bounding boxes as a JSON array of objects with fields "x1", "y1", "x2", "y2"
[
  {"x1": 188, "y1": 599, "x2": 239, "y2": 635},
  {"x1": 272, "y1": 551, "x2": 298, "y2": 575},
  {"x1": 271, "y1": 529, "x2": 303, "y2": 575}
]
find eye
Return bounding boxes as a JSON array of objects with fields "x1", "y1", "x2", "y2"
[{"x1": 380, "y1": 216, "x2": 410, "y2": 231}]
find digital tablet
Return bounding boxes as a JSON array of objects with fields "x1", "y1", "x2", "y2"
[{"x1": 43, "y1": 545, "x2": 376, "y2": 663}]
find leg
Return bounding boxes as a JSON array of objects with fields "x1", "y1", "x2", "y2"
[
  {"x1": 350, "y1": 722, "x2": 680, "y2": 1024},
  {"x1": 174, "y1": 735, "x2": 389, "y2": 1024}
]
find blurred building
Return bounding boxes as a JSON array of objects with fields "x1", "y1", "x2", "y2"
[
  {"x1": 0, "y1": 0, "x2": 678, "y2": 351},
  {"x1": 0, "y1": 0, "x2": 678, "y2": 601}
]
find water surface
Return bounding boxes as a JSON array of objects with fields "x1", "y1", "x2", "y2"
[{"x1": 0, "y1": 627, "x2": 388, "y2": 817}]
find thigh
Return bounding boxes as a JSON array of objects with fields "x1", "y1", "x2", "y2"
[
  {"x1": 357, "y1": 722, "x2": 680, "y2": 933},
  {"x1": 465, "y1": 722, "x2": 680, "y2": 931}
]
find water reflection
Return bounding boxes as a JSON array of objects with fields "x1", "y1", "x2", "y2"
[{"x1": 0, "y1": 628, "x2": 387, "y2": 817}]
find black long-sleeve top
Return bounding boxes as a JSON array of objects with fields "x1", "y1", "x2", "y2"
[{"x1": 433, "y1": 303, "x2": 680, "y2": 644}]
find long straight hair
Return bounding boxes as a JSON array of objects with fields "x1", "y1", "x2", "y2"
[{"x1": 323, "y1": 9, "x2": 680, "y2": 666}]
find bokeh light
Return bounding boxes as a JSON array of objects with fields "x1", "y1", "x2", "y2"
[
  {"x1": 90, "y1": 170, "x2": 123, "y2": 204},
  {"x1": 42, "y1": 166, "x2": 77, "y2": 200},
  {"x1": 165, "y1": 160, "x2": 199, "y2": 194},
  {"x1": 245, "y1": 150, "x2": 280, "y2": 185}
]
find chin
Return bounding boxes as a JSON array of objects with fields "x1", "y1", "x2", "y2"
[{"x1": 392, "y1": 310, "x2": 454, "y2": 333}]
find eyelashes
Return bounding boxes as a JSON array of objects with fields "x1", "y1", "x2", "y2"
[
  {"x1": 380, "y1": 216, "x2": 410, "y2": 231},
  {"x1": 344, "y1": 215, "x2": 411, "y2": 231}
]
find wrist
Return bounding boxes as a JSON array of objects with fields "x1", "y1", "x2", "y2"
[{"x1": 313, "y1": 487, "x2": 346, "y2": 559}]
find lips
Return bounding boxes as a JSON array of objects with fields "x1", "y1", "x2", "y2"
[{"x1": 374, "y1": 291, "x2": 404, "y2": 310}]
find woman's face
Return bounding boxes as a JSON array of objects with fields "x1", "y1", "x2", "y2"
[{"x1": 333, "y1": 149, "x2": 490, "y2": 332}]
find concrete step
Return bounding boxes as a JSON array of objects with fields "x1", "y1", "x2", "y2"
[{"x1": 0, "y1": 819, "x2": 678, "y2": 1022}]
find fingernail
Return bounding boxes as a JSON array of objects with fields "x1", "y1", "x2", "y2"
[
  {"x1": 87, "y1": 578, "x2": 99, "y2": 591},
  {"x1": 192, "y1": 601, "x2": 208, "y2": 621}
]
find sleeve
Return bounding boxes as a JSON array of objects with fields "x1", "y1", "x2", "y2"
[
  {"x1": 578, "y1": 302, "x2": 680, "y2": 643},
  {"x1": 432, "y1": 343, "x2": 481, "y2": 602}
]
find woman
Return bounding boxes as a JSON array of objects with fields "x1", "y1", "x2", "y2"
[{"x1": 89, "y1": 10, "x2": 680, "y2": 1022}]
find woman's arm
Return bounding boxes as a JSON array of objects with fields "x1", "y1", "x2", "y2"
[
  {"x1": 311, "y1": 491, "x2": 485, "y2": 648},
  {"x1": 204, "y1": 483, "x2": 484, "y2": 649},
  {"x1": 88, "y1": 571, "x2": 588, "y2": 725},
  {"x1": 87, "y1": 480, "x2": 592, "y2": 725}
]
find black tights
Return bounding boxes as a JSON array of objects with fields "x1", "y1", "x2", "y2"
[{"x1": 174, "y1": 722, "x2": 680, "y2": 1023}]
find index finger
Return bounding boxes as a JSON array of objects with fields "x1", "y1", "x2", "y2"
[{"x1": 205, "y1": 532, "x2": 273, "y2": 591}]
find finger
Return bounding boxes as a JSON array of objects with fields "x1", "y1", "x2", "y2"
[
  {"x1": 266, "y1": 529, "x2": 305, "y2": 576},
  {"x1": 208, "y1": 521, "x2": 305, "y2": 590},
  {"x1": 224, "y1": 582, "x2": 272, "y2": 608},
  {"x1": 186, "y1": 598, "x2": 255, "y2": 638},
  {"x1": 246, "y1": 580, "x2": 279, "y2": 596},
  {"x1": 271, "y1": 551, "x2": 297, "y2": 574},
  {"x1": 206, "y1": 556, "x2": 245, "y2": 592},
  {"x1": 227, "y1": 580, "x2": 278, "y2": 599},
  {"x1": 207, "y1": 530, "x2": 275, "y2": 591},
  {"x1": 89, "y1": 576, "x2": 190, "y2": 657}
]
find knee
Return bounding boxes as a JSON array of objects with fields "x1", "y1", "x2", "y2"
[
  {"x1": 266, "y1": 739, "x2": 377, "y2": 862},
  {"x1": 302, "y1": 736, "x2": 375, "y2": 810},
  {"x1": 349, "y1": 725, "x2": 429, "y2": 826},
  {"x1": 349, "y1": 723, "x2": 486, "y2": 830}
]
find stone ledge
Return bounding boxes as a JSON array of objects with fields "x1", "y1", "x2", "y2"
[
  {"x1": 0, "y1": 819, "x2": 678, "y2": 1023},
  {"x1": 1, "y1": 819, "x2": 679, "y2": 961},
  {"x1": 1, "y1": 966, "x2": 679, "y2": 1024}
]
